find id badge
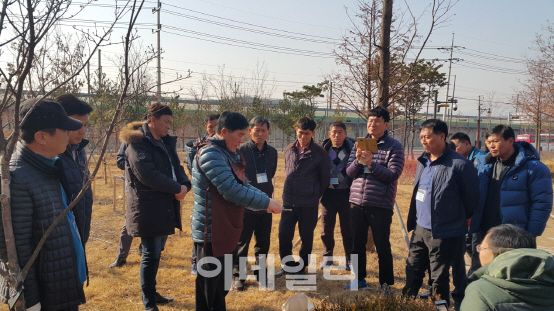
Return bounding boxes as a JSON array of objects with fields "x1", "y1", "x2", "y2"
[
  {"x1": 256, "y1": 173, "x2": 268, "y2": 183},
  {"x1": 330, "y1": 177, "x2": 339, "y2": 185},
  {"x1": 415, "y1": 189, "x2": 426, "y2": 202}
]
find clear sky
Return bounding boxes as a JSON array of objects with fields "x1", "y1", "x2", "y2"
[{"x1": 8, "y1": 0, "x2": 554, "y2": 118}]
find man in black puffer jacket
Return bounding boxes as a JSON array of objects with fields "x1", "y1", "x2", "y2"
[
  {"x1": 120, "y1": 103, "x2": 191, "y2": 311},
  {"x1": 0, "y1": 98, "x2": 86, "y2": 311},
  {"x1": 56, "y1": 94, "x2": 94, "y2": 247}
]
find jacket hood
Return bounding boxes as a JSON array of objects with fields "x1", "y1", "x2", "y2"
[
  {"x1": 119, "y1": 121, "x2": 146, "y2": 144},
  {"x1": 470, "y1": 248, "x2": 554, "y2": 305}
]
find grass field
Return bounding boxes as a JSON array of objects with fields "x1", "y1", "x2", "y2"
[
  {"x1": 72, "y1": 152, "x2": 432, "y2": 311},
  {"x1": 6, "y1": 149, "x2": 554, "y2": 310}
]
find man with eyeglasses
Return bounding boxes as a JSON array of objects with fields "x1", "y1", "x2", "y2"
[
  {"x1": 461, "y1": 224, "x2": 554, "y2": 310},
  {"x1": 468, "y1": 125, "x2": 552, "y2": 275}
]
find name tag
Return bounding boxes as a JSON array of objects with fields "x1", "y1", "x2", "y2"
[
  {"x1": 416, "y1": 189, "x2": 427, "y2": 202},
  {"x1": 363, "y1": 166, "x2": 371, "y2": 174},
  {"x1": 330, "y1": 178, "x2": 339, "y2": 185},
  {"x1": 256, "y1": 173, "x2": 268, "y2": 184}
]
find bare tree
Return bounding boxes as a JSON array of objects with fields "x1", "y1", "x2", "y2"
[
  {"x1": 330, "y1": 0, "x2": 456, "y2": 120},
  {"x1": 0, "y1": 1, "x2": 189, "y2": 309}
]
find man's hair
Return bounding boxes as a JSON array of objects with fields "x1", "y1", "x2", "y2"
[
  {"x1": 330, "y1": 121, "x2": 346, "y2": 131},
  {"x1": 146, "y1": 103, "x2": 172, "y2": 120},
  {"x1": 20, "y1": 128, "x2": 56, "y2": 144},
  {"x1": 451, "y1": 132, "x2": 471, "y2": 145},
  {"x1": 448, "y1": 141, "x2": 457, "y2": 150},
  {"x1": 421, "y1": 119, "x2": 448, "y2": 140},
  {"x1": 295, "y1": 117, "x2": 316, "y2": 131},
  {"x1": 487, "y1": 224, "x2": 536, "y2": 256},
  {"x1": 249, "y1": 116, "x2": 270, "y2": 130},
  {"x1": 204, "y1": 113, "x2": 220, "y2": 123},
  {"x1": 56, "y1": 94, "x2": 93, "y2": 116},
  {"x1": 486, "y1": 124, "x2": 515, "y2": 140},
  {"x1": 216, "y1": 111, "x2": 249, "y2": 133},
  {"x1": 367, "y1": 106, "x2": 390, "y2": 123}
]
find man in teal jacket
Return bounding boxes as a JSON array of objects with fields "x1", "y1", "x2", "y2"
[
  {"x1": 461, "y1": 224, "x2": 554, "y2": 311},
  {"x1": 191, "y1": 111, "x2": 282, "y2": 311}
]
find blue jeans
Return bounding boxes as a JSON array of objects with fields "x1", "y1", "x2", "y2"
[{"x1": 140, "y1": 235, "x2": 168, "y2": 309}]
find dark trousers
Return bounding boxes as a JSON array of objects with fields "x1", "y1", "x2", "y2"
[
  {"x1": 450, "y1": 235, "x2": 468, "y2": 304},
  {"x1": 278, "y1": 205, "x2": 318, "y2": 271},
  {"x1": 320, "y1": 190, "x2": 353, "y2": 262},
  {"x1": 195, "y1": 242, "x2": 233, "y2": 311},
  {"x1": 116, "y1": 223, "x2": 134, "y2": 259},
  {"x1": 469, "y1": 231, "x2": 486, "y2": 276},
  {"x1": 116, "y1": 222, "x2": 142, "y2": 259},
  {"x1": 403, "y1": 225, "x2": 462, "y2": 306},
  {"x1": 233, "y1": 212, "x2": 272, "y2": 279},
  {"x1": 350, "y1": 204, "x2": 394, "y2": 286},
  {"x1": 140, "y1": 235, "x2": 168, "y2": 309}
]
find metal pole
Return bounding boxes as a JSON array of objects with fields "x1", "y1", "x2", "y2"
[
  {"x1": 98, "y1": 49, "x2": 102, "y2": 90},
  {"x1": 444, "y1": 33, "x2": 454, "y2": 121},
  {"x1": 433, "y1": 91, "x2": 438, "y2": 120},
  {"x1": 449, "y1": 75, "x2": 456, "y2": 129},
  {"x1": 154, "y1": 1, "x2": 162, "y2": 103},
  {"x1": 477, "y1": 96, "x2": 481, "y2": 148},
  {"x1": 394, "y1": 201, "x2": 410, "y2": 248}
]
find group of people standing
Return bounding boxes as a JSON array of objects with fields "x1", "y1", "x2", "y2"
[{"x1": 0, "y1": 97, "x2": 553, "y2": 311}]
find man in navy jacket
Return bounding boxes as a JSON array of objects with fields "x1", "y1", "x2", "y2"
[{"x1": 403, "y1": 119, "x2": 479, "y2": 307}]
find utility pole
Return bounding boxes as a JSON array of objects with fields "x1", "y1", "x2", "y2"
[
  {"x1": 477, "y1": 95, "x2": 482, "y2": 149},
  {"x1": 443, "y1": 33, "x2": 455, "y2": 120},
  {"x1": 98, "y1": 49, "x2": 102, "y2": 91},
  {"x1": 153, "y1": 1, "x2": 162, "y2": 103},
  {"x1": 87, "y1": 59, "x2": 91, "y2": 103},
  {"x1": 425, "y1": 85, "x2": 431, "y2": 120},
  {"x1": 448, "y1": 75, "x2": 457, "y2": 129},
  {"x1": 433, "y1": 91, "x2": 438, "y2": 120},
  {"x1": 328, "y1": 81, "x2": 333, "y2": 119}
]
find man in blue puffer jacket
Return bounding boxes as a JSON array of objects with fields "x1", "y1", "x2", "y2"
[
  {"x1": 191, "y1": 111, "x2": 282, "y2": 311},
  {"x1": 469, "y1": 125, "x2": 553, "y2": 274}
]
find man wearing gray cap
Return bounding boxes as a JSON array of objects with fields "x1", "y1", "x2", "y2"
[{"x1": 0, "y1": 98, "x2": 86, "y2": 311}]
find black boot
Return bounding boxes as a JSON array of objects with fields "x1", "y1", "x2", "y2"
[{"x1": 109, "y1": 258, "x2": 127, "y2": 268}]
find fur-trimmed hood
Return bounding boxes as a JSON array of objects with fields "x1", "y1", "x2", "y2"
[{"x1": 120, "y1": 121, "x2": 147, "y2": 144}]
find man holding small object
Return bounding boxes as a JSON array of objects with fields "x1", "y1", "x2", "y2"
[{"x1": 345, "y1": 106, "x2": 405, "y2": 290}]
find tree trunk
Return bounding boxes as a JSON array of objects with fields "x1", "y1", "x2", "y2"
[{"x1": 377, "y1": 0, "x2": 393, "y2": 108}]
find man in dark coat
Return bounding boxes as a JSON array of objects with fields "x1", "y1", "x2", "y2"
[
  {"x1": 0, "y1": 98, "x2": 85, "y2": 311},
  {"x1": 345, "y1": 107, "x2": 405, "y2": 290},
  {"x1": 233, "y1": 116, "x2": 278, "y2": 290},
  {"x1": 402, "y1": 119, "x2": 479, "y2": 308},
  {"x1": 56, "y1": 94, "x2": 94, "y2": 247},
  {"x1": 120, "y1": 103, "x2": 191, "y2": 311},
  {"x1": 319, "y1": 122, "x2": 354, "y2": 271},
  {"x1": 276, "y1": 117, "x2": 330, "y2": 276}
]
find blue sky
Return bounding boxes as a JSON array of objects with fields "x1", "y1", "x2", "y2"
[{"x1": 7, "y1": 0, "x2": 554, "y2": 117}]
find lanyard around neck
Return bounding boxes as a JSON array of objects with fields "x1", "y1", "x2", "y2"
[{"x1": 250, "y1": 144, "x2": 267, "y2": 174}]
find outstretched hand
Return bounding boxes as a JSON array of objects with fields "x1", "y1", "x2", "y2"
[{"x1": 267, "y1": 199, "x2": 283, "y2": 214}]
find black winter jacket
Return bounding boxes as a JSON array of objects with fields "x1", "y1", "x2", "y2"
[
  {"x1": 59, "y1": 139, "x2": 93, "y2": 245},
  {"x1": 0, "y1": 143, "x2": 85, "y2": 309},
  {"x1": 407, "y1": 145, "x2": 480, "y2": 239},
  {"x1": 282, "y1": 139, "x2": 330, "y2": 207},
  {"x1": 120, "y1": 121, "x2": 191, "y2": 237},
  {"x1": 239, "y1": 140, "x2": 278, "y2": 208}
]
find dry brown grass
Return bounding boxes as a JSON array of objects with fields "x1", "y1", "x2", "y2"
[{"x1": 2, "y1": 155, "x2": 435, "y2": 311}]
